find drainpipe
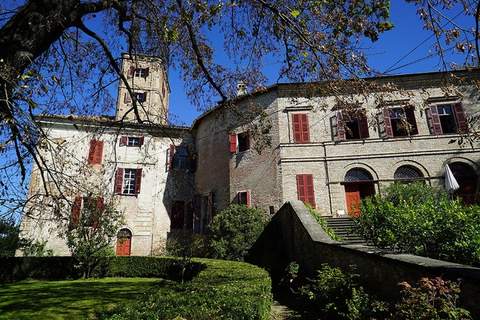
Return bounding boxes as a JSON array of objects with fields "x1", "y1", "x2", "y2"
[{"x1": 322, "y1": 142, "x2": 333, "y2": 216}]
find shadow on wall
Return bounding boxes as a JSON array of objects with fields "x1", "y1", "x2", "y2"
[{"x1": 247, "y1": 200, "x2": 480, "y2": 318}]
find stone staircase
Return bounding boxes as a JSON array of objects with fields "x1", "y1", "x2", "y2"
[{"x1": 325, "y1": 217, "x2": 367, "y2": 245}]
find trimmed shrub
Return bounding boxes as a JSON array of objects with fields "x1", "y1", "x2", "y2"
[
  {"x1": 0, "y1": 256, "x2": 204, "y2": 282},
  {"x1": 209, "y1": 204, "x2": 268, "y2": 261},
  {"x1": 100, "y1": 258, "x2": 273, "y2": 320},
  {"x1": 356, "y1": 182, "x2": 480, "y2": 266}
]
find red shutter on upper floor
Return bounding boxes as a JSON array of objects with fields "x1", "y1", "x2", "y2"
[
  {"x1": 135, "y1": 168, "x2": 142, "y2": 194},
  {"x1": 296, "y1": 174, "x2": 316, "y2": 208},
  {"x1": 167, "y1": 144, "x2": 175, "y2": 170},
  {"x1": 93, "y1": 197, "x2": 104, "y2": 229},
  {"x1": 139, "y1": 136, "x2": 145, "y2": 146},
  {"x1": 114, "y1": 168, "x2": 124, "y2": 194},
  {"x1": 88, "y1": 140, "x2": 103, "y2": 165},
  {"x1": 336, "y1": 111, "x2": 346, "y2": 141},
  {"x1": 124, "y1": 92, "x2": 132, "y2": 103},
  {"x1": 229, "y1": 134, "x2": 237, "y2": 153},
  {"x1": 246, "y1": 190, "x2": 251, "y2": 208},
  {"x1": 358, "y1": 111, "x2": 369, "y2": 139},
  {"x1": 301, "y1": 114, "x2": 310, "y2": 142},
  {"x1": 128, "y1": 66, "x2": 135, "y2": 77},
  {"x1": 119, "y1": 136, "x2": 128, "y2": 146},
  {"x1": 292, "y1": 114, "x2": 310, "y2": 143},
  {"x1": 71, "y1": 196, "x2": 82, "y2": 226},
  {"x1": 453, "y1": 103, "x2": 468, "y2": 133},
  {"x1": 144, "y1": 68, "x2": 150, "y2": 78},
  {"x1": 383, "y1": 108, "x2": 393, "y2": 137},
  {"x1": 427, "y1": 106, "x2": 443, "y2": 135}
]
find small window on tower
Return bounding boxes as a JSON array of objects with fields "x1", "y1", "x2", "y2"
[
  {"x1": 237, "y1": 132, "x2": 250, "y2": 152},
  {"x1": 134, "y1": 68, "x2": 148, "y2": 78},
  {"x1": 127, "y1": 137, "x2": 141, "y2": 147},
  {"x1": 133, "y1": 92, "x2": 147, "y2": 103}
]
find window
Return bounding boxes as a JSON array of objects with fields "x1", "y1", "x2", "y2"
[
  {"x1": 394, "y1": 165, "x2": 423, "y2": 182},
  {"x1": 70, "y1": 196, "x2": 104, "y2": 228},
  {"x1": 292, "y1": 113, "x2": 310, "y2": 143},
  {"x1": 236, "y1": 191, "x2": 251, "y2": 207},
  {"x1": 296, "y1": 174, "x2": 316, "y2": 208},
  {"x1": 134, "y1": 68, "x2": 149, "y2": 78},
  {"x1": 331, "y1": 109, "x2": 369, "y2": 141},
  {"x1": 114, "y1": 168, "x2": 142, "y2": 195},
  {"x1": 389, "y1": 107, "x2": 418, "y2": 137},
  {"x1": 119, "y1": 136, "x2": 144, "y2": 147},
  {"x1": 344, "y1": 168, "x2": 373, "y2": 182},
  {"x1": 166, "y1": 145, "x2": 192, "y2": 171},
  {"x1": 123, "y1": 169, "x2": 137, "y2": 195},
  {"x1": 87, "y1": 139, "x2": 103, "y2": 165},
  {"x1": 229, "y1": 132, "x2": 250, "y2": 153},
  {"x1": 427, "y1": 103, "x2": 468, "y2": 135},
  {"x1": 238, "y1": 132, "x2": 250, "y2": 152},
  {"x1": 133, "y1": 91, "x2": 147, "y2": 103}
]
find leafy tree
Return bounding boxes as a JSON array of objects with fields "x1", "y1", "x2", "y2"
[
  {"x1": 356, "y1": 182, "x2": 480, "y2": 266},
  {"x1": 0, "y1": 217, "x2": 21, "y2": 256},
  {"x1": 209, "y1": 204, "x2": 267, "y2": 260},
  {"x1": 65, "y1": 195, "x2": 123, "y2": 278}
]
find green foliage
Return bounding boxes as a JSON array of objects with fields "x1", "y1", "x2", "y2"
[
  {"x1": 65, "y1": 197, "x2": 123, "y2": 277},
  {"x1": 209, "y1": 204, "x2": 267, "y2": 261},
  {"x1": 356, "y1": 182, "x2": 480, "y2": 266},
  {"x1": 298, "y1": 264, "x2": 389, "y2": 320},
  {"x1": 20, "y1": 240, "x2": 53, "y2": 257},
  {"x1": 306, "y1": 204, "x2": 342, "y2": 241},
  {"x1": 391, "y1": 277, "x2": 471, "y2": 320},
  {"x1": 0, "y1": 257, "x2": 78, "y2": 282},
  {"x1": 101, "y1": 258, "x2": 273, "y2": 320},
  {"x1": 0, "y1": 218, "x2": 21, "y2": 257},
  {"x1": 166, "y1": 231, "x2": 210, "y2": 258}
]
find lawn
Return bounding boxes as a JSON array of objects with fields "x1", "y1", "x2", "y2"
[{"x1": 0, "y1": 277, "x2": 162, "y2": 320}]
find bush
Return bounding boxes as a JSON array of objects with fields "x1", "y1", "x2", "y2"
[
  {"x1": 392, "y1": 277, "x2": 471, "y2": 320},
  {"x1": 0, "y1": 256, "x2": 204, "y2": 282},
  {"x1": 356, "y1": 182, "x2": 480, "y2": 266},
  {"x1": 209, "y1": 204, "x2": 267, "y2": 260},
  {"x1": 306, "y1": 204, "x2": 341, "y2": 241},
  {"x1": 298, "y1": 264, "x2": 389, "y2": 320},
  {"x1": 101, "y1": 258, "x2": 273, "y2": 320}
]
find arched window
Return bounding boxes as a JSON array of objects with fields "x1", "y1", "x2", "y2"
[
  {"x1": 449, "y1": 162, "x2": 478, "y2": 205},
  {"x1": 344, "y1": 168, "x2": 373, "y2": 182},
  {"x1": 394, "y1": 165, "x2": 424, "y2": 182},
  {"x1": 116, "y1": 228, "x2": 132, "y2": 256}
]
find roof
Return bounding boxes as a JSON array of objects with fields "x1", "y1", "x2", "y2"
[
  {"x1": 35, "y1": 114, "x2": 190, "y2": 137},
  {"x1": 191, "y1": 68, "x2": 480, "y2": 130}
]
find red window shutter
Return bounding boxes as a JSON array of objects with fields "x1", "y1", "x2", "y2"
[
  {"x1": 135, "y1": 168, "x2": 142, "y2": 194},
  {"x1": 292, "y1": 114, "x2": 302, "y2": 143},
  {"x1": 300, "y1": 114, "x2": 310, "y2": 142},
  {"x1": 114, "y1": 168, "x2": 124, "y2": 194},
  {"x1": 93, "y1": 197, "x2": 104, "y2": 229},
  {"x1": 405, "y1": 106, "x2": 418, "y2": 135},
  {"x1": 128, "y1": 66, "x2": 135, "y2": 77},
  {"x1": 427, "y1": 106, "x2": 443, "y2": 135},
  {"x1": 94, "y1": 140, "x2": 103, "y2": 164},
  {"x1": 119, "y1": 136, "x2": 128, "y2": 146},
  {"x1": 229, "y1": 134, "x2": 237, "y2": 153},
  {"x1": 88, "y1": 140, "x2": 96, "y2": 164},
  {"x1": 246, "y1": 190, "x2": 251, "y2": 208},
  {"x1": 167, "y1": 144, "x2": 175, "y2": 170},
  {"x1": 453, "y1": 103, "x2": 468, "y2": 133},
  {"x1": 358, "y1": 110, "x2": 369, "y2": 139},
  {"x1": 71, "y1": 196, "x2": 82, "y2": 226},
  {"x1": 336, "y1": 111, "x2": 346, "y2": 141},
  {"x1": 144, "y1": 68, "x2": 149, "y2": 78},
  {"x1": 139, "y1": 136, "x2": 145, "y2": 146},
  {"x1": 383, "y1": 108, "x2": 393, "y2": 137},
  {"x1": 296, "y1": 175, "x2": 306, "y2": 202},
  {"x1": 305, "y1": 174, "x2": 316, "y2": 208}
]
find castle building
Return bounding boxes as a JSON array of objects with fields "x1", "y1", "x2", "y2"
[{"x1": 19, "y1": 53, "x2": 480, "y2": 255}]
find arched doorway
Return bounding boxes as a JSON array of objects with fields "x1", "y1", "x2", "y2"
[
  {"x1": 344, "y1": 168, "x2": 375, "y2": 217},
  {"x1": 449, "y1": 162, "x2": 478, "y2": 205},
  {"x1": 394, "y1": 165, "x2": 424, "y2": 183},
  {"x1": 116, "y1": 228, "x2": 132, "y2": 256}
]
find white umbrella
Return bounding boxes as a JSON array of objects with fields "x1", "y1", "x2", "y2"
[{"x1": 445, "y1": 164, "x2": 460, "y2": 193}]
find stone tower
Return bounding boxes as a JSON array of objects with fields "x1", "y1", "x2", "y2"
[{"x1": 116, "y1": 53, "x2": 169, "y2": 125}]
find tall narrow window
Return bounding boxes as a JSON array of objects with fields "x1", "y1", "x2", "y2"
[
  {"x1": 296, "y1": 174, "x2": 316, "y2": 208},
  {"x1": 292, "y1": 114, "x2": 310, "y2": 143},
  {"x1": 236, "y1": 191, "x2": 251, "y2": 207},
  {"x1": 427, "y1": 103, "x2": 468, "y2": 135},
  {"x1": 114, "y1": 168, "x2": 142, "y2": 195},
  {"x1": 133, "y1": 68, "x2": 149, "y2": 78},
  {"x1": 389, "y1": 106, "x2": 418, "y2": 137},
  {"x1": 331, "y1": 109, "x2": 368, "y2": 141}
]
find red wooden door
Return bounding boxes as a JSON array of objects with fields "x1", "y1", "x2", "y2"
[
  {"x1": 116, "y1": 237, "x2": 131, "y2": 256},
  {"x1": 345, "y1": 184, "x2": 362, "y2": 217}
]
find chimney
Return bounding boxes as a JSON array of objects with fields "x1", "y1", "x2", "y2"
[{"x1": 236, "y1": 81, "x2": 247, "y2": 96}]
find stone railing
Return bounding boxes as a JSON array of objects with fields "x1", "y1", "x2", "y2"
[{"x1": 247, "y1": 200, "x2": 480, "y2": 317}]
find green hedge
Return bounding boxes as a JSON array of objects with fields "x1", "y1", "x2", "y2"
[
  {"x1": 0, "y1": 256, "x2": 204, "y2": 282},
  {"x1": 102, "y1": 258, "x2": 272, "y2": 320}
]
